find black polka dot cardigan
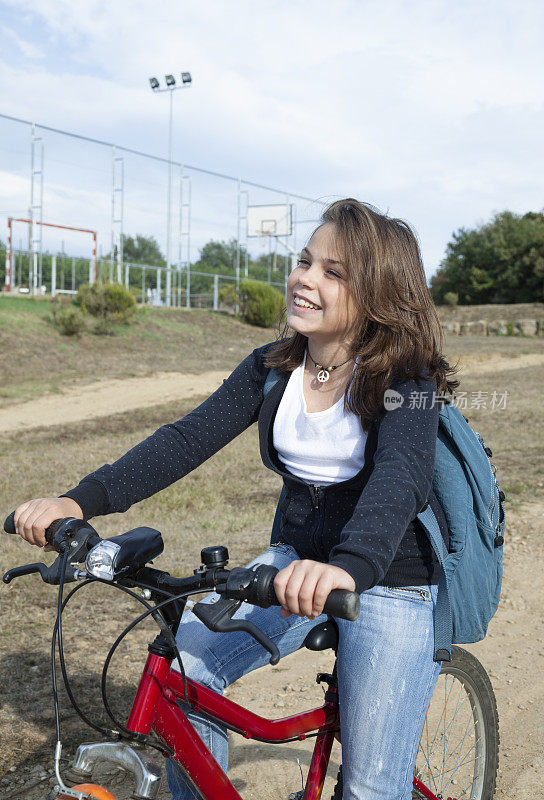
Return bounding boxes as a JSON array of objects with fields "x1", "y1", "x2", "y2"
[{"x1": 63, "y1": 342, "x2": 448, "y2": 593}]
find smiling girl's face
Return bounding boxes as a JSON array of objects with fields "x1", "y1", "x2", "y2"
[{"x1": 286, "y1": 223, "x2": 357, "y2": 346}]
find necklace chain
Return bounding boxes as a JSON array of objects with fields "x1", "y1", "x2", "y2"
[{"x1": 307, "y1": 348, "x2": 351, "y2": 383}]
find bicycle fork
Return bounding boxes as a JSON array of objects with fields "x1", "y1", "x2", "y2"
[{"x1": 56, "y1": 741, "x2": 163, "y2": 800}]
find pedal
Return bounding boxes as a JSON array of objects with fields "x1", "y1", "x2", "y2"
[{"x1": 316, "y1": 672, "x2": 336, "y2": 686}]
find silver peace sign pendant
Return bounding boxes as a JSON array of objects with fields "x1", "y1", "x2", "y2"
[{"x1": 317, "y1": 369, "x2": 330, "y2": 383}]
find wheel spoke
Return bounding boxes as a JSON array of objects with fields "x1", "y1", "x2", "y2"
[
  {"x1": 439, "y1": 713, "x2": 479, "y2": 798},
  {"x1": 437, "y1": 679, "x2": 468, "y2": 790}
]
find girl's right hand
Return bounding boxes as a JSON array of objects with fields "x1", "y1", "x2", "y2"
[{"x1": 13, "y1": 497, "x2": 84, "y2": 548}]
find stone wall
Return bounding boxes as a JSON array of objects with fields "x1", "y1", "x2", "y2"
[{"x1": 441, "y1": 318, "x2": 544, "y2": 336}]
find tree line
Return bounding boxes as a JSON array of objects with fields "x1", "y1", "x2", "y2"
[{"x1": 429, "y1": 210, "x2": 544, "y2": 305}]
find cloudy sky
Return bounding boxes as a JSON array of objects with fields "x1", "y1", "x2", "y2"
[{"x1": 0, "y1": 0, "x2": 542, "y2": 278}]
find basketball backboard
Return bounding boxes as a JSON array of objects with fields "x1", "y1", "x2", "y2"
[{"x1": 247, "y1": 204, "x2": 292, "y2": 238}]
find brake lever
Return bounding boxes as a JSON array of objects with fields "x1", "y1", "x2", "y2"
[
  {"x1": 3, "y1": 558, "x2": 78, "y2": 585},
  {"x1": 192, "y1": 594, "x2": 281, "y2": 665},
  {"x1": 48, "y1": 519, "x2": 100, "y2": 558}
]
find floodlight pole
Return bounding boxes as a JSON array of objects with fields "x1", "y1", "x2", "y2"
[
  {"x1": 5, "y1": 217, "x2": 12, "y2": 292},
  {"x1": 149, "y1": 73, "x2": 192, "y2": 307},
  {"x1": 164, "y1": 88, "x2": 173, "y2": 306}
]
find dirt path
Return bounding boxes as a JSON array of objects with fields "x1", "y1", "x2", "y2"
[
  {"x1": 0, "y1": 371, "x2": 227, "y2": 434},
  {"x1": 1, "y1": 353, "x2": 543, "y2": 435},
  {"x1": 452, "y1": 351, "x2": 544, "y2": 374}
]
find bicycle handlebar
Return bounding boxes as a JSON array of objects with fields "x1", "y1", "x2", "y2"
[
  {"x1": 3, "y1": 510, "x2": 360, "y2": 621},
  {"x1": 3, "y1": 513, "x2": 361, "y2": 709}
]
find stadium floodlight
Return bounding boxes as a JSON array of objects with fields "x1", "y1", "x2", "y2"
[
  {"x1": 149, "y1": 77, "x2": 160, "y2": 90},
  {"x1": 181, "y1": 72, "x2": 192, "y2": 84},
  {"x1": 165, "y1": 74, "x2": 176, "y2": 87}
]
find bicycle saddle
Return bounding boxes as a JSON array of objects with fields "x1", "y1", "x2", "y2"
[{"x1": 303, "y1": 618, "x2": 339, "y2": 652}]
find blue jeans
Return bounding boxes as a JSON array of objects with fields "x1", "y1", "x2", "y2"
[{"x1": 166, "y1": 544, "x2": 441, "y2": 800}]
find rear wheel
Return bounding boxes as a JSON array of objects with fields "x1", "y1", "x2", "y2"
[{"x1": 330, "y1": 646, "x2": 499, "y2": 800}]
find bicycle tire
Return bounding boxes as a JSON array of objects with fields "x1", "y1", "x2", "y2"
[{"x1": 330, "y1": 646, "x2": 499, "y2": 800}]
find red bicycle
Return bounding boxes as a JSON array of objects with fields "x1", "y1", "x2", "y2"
[{"x1": 3, "y1": 515, "x2": 499, "y2": 800}]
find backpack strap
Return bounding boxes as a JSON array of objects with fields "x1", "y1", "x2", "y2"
[
  {"x1": 417, "y1": 504, "x2": 453, "y2": 663},
  {"x1": 263, "y1": 367, "x2": 281, "y2": 397},
  {"x1": 264, "y1": 368, "x2": 285, "y2": 545}
]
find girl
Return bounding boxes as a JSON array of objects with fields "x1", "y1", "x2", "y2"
[{"x1": 13, "y1": 199, "x2": 457, "y2": 800}]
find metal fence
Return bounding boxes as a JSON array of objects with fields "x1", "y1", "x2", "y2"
[
  {"x1": 0, "y1": 247, "x2": 286, "y2": 312},
  {"x1": 0, "y1": 112, "x2": 325, "y2": 307}
]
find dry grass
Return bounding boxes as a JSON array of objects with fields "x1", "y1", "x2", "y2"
[
  {"x1": 0, "y1": 315, "x2": 543, "y2": 795},
  {"x1": 0, "y1": 295, "x2": 275, "y2": 407}
]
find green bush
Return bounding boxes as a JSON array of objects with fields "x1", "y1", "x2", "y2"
[
  {"x1": 51, "y1": 300, "x2": 85, "y2": 336},
  {"x1": 76, "y1": 282, "x2": 136, "y2": 323},
  {"x1": 443, "y1": 291, "x2": 459, "y2": 308},
  {"x1": 239, "y1": 280, "x2": 284, "y2": 328},
  {"x1": 218, "y1": 284, "x2": 237, "y2": 307}
]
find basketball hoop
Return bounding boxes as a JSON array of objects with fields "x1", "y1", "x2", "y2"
[{"x1": 258, "y1": 225, "x2": 274, "y2": 248}]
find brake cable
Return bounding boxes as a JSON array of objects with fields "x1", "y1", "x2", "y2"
[
  {"x1": 55, "y1": 578, "x2": 175, "y2": 756},
  {"x1": 53, "y1": 573, "x2": 205, "y2": 756},
  {"x1": 53, "y1": 579, "x2": 152, "y2": 737},
  {"x1": 100, "y1": 586, "x2": 209, "y2": 731},
  {"x1": 51, "y1": 547, "x2": 70, "y2": 785}
]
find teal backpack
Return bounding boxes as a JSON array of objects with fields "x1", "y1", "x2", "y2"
[{"x1": 265, "y1": 369, "x2": 505, "y2": 661}]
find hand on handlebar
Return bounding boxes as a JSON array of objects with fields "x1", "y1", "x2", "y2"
[
  {"x1": 12, "y1": 497, "x2": 84, "y2": 548},
  {"x1": 273, "y1": 560, "x2": 356, "y2": 620}
]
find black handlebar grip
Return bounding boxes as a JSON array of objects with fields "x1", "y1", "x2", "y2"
[
  {"x1": 251, "y1": 564, "x2": 360, "y2": 621},
  {"x1": 252, "y1": 564, "x2": 279, "y2": 607},
  {"x1": 3, "y1": 512, "x2": 66, "y2": 546},
  {"x1": 323, "y1": 589, "x2": 360, "y2": 621},
  {"x1": 4, "y1": 512, "x2": 16, "y2": 534}
]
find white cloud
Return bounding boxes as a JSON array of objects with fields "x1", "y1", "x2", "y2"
[
  {"x1": 0, "y1": 0, "x2": 542, "y2": 275},
  {"x1": 2, "y1": 25, "x2": 45, "y2": 59}
]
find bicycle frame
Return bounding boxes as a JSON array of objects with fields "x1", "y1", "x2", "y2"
[
  {"x1": 126, "y1": 651, "x2": 337, "y2": 800},
  {"x1": 122, "y1": 651, "x2": 440, "y2": 800}
]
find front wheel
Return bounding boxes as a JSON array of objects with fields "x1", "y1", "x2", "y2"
[{"x1": 331, "y1": 646, "x2": 499, "y2": 800}]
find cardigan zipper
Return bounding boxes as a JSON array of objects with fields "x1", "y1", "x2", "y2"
[
  {"x1": 310, "y1": 484, "x2": 323, "y2": 510},
  {"x1": 310, "y1": 484, "x2": 325, "y2": 557}
]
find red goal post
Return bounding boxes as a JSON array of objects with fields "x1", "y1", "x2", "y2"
[{"x1": 5, "y1": 217, "x2": 97, "y2": 293}]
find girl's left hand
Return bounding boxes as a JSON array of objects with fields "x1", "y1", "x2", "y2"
[{"x1": 273, "y1": 560, "x2": 356, "y2": 620}]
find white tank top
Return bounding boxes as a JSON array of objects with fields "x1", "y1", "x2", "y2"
[{"x1": 273, "y1": 352, "x2": 367, "y2": 486}]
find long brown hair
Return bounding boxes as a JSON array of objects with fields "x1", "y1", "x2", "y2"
[{"x1": 264, "y1": 198, "x2": 459, "y2": 430}]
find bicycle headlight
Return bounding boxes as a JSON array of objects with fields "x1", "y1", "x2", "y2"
[{"x1": 85, "y1": 540, "x2": 121, "y2": 581}]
